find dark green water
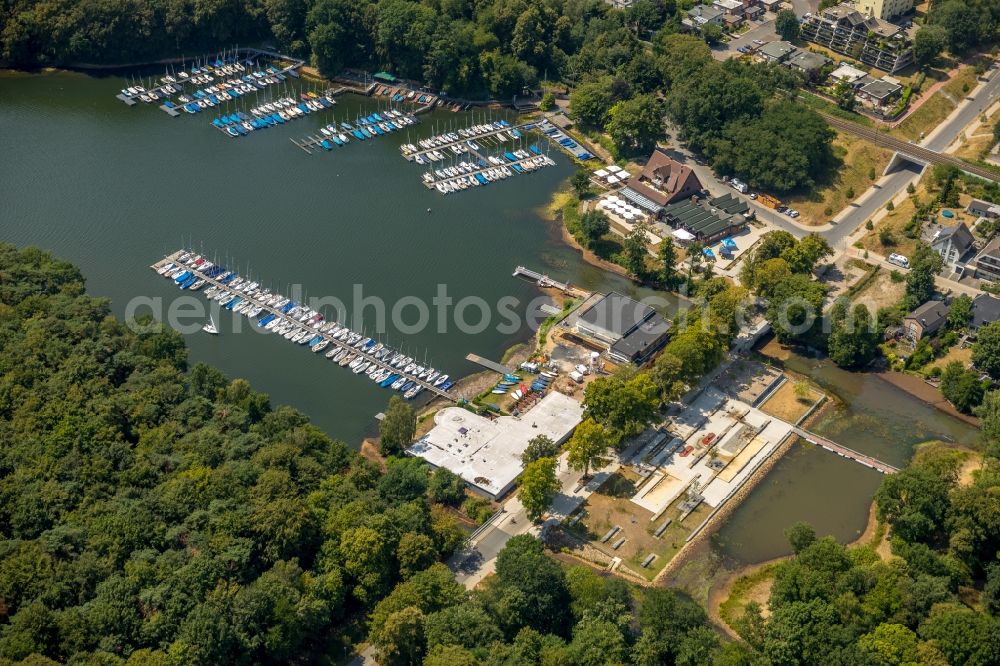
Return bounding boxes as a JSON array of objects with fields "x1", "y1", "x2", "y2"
[
  {"x1": 0, "y1": 70, "x2": 670, "y2": 444},
  {"x1": 712, "y1": 351, "x2": 980, "y2": 564}
]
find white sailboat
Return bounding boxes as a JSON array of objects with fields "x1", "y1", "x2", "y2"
[{"x1": 202, "y1": 314, "x2": 219, "y2": 335}]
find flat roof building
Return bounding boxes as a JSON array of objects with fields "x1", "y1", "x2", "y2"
[
  {"x1": 407, "y1": 392, "x2": 585, "y2": 500},
  {"x1": 661, "y1": 192, "x2": 750, "y2": 244},
  {"x1": 575, "y1": 292, "x2": 672, "y2": 364}
]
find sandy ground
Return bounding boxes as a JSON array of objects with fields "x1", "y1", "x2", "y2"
[
  {"x1": 851, "y1": 268, "x2": 907, "y2": 313},
  {"x1": 759, "y1": 381, "x2": 822, "y2": 424}
]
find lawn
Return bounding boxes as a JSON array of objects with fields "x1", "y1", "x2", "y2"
[
  {"x1": 891, "y1": 65, "x2": 980, "y2": 143},
  {"x1": 850, "y1": 268, "x2": 907, "y2": 313},
  {"x1": 927, "y1": 345, "x2": 973, "y2": 373},
  {"x1": 797, "y1": 91, "x2": 874, "y2": 127},
  {"x1": 781, "y1": 131, "x2": 893, "y2": 226}
]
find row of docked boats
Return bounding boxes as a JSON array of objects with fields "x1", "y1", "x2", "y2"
[
  {"x1": 310, "y1": 110, "x2": 416, "y2": 150},
  {"x1": 152, "y1": 250, "x2": 454, "y2": 400},
  {"x1": 175, "y1": 68, "x2": 297, "y2": 115},
  {"x1": 423, "y1": 148, "x2": 555, "y2": 194},
  {"x1": 123, "y1": 60, "x2": 270, "y2": 105},
  {"x1": 211, "y1": 94, "x2": 336, "y2": 136},
  {"x1": 399, "y1": 120, "x2": 515, "y2": 155},
  {"x1": 400, "y1": 123, "x2": 523, "y2": 164}
]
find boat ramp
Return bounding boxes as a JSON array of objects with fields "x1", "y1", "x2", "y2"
[{"x1": 150, "y1": 250, "x2": 458, "y2": 402}]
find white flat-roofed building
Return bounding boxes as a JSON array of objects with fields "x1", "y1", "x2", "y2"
[{"x1": 407, "y1": 392, "x2": 585, "y2": 500}]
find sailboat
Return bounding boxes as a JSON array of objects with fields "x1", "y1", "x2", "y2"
[{"x1": 202, "y1": 314, "x2": 219, "y2": 335}]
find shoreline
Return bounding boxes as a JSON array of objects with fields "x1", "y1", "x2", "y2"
[
  {"x1": 874, "y1": 369, "x2": 982, "y2": 427},
  {"x1": 544, "y1": 191, "x2": 633, "y2": 280}
]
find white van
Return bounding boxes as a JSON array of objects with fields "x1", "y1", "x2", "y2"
[{"x1": 887, "y1": 253, "x2": 910, "y2": 268}]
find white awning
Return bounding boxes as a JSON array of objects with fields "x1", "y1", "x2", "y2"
[
  {"x1": 607, "y1": 165, "x2": 623, "y2": 173},
  {"x1": 607, "y1": 175, "x2": 621, "y2": 184},
  {"x1": 672, "y1": 228, "x2": 696, "y2": 241},
  {"x1": 594, "y1": 169, "x2": 609, "y2": 177}
]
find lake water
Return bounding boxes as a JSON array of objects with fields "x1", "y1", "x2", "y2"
[
  {"x1": 712, "y1": 348, "x2": 980, "y2": 564},
  {"x1": 0, "y1": 69, "x2": 667, "y2": 444},
  {"x1": 3, "y1": 70, "x2": 980, "y2": 566}
]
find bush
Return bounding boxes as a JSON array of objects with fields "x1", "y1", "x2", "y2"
[
  {"x1": 868, "y1": 167, "x2": 877, "y2": 180},
  {"x1": 846, "y1": 187, "x2": 855, "y2": 198},
  {"x1": 539, "y1": 92, "x2": 555, "y2": 111},
  {"x1": 886, "y1": 200, "x2": 895, "y2": 211},
  {"x1": 890, "y1": 269, "x2": 904, "y2": 283},
  {"x1": 824, "y1": 206, "x2": 834, "y2": 216},
  {"x1": 865, "y1": 219, "x2": 874, "y2": 230},
  {"x1": 462, "y1": 496, "x2": 494, "y2": 525},
  {"x1": 906, "y1": 182, "x2": 916, "y2": 194},
  {"x1": 879, "y1": 227, "x2": 896, "y2": 246}
]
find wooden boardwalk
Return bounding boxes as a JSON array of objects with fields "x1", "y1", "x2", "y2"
[{"x1": 792, "y1": 427, "x2": 899, "y2": 474}]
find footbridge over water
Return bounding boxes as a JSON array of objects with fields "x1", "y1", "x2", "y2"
[{"x1": 791, "y1": 426, "x2": 899, "y2": 474}]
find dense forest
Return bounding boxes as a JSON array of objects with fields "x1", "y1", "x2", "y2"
[{"x1": 0, "y1": 244, "x2": 728, "y2": 665}]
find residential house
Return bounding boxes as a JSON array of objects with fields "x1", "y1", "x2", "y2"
[
  {"x1": 855, "y1": 0, "x2": 914, "y2": 20},
  {"x1": 759, "y1": 40, "x2": 798, "y2": 63},
  {"x1": 742, "y1": 0, "x2": 765, "y2": 20},
  {"x1": 968, "y1": 198, "x2": 1000, "y2": 220},
  {"x1": 788, "y1": 51, "x2": 833, "y2": 79},
  {"x1": 660, "y1": 192, "x2": 750, "y2": 244},
  {"x1": 857, "y1": 77, "x2": 903, "y2": 106},
  {"x1": 927, "y1": 222, "x2": 975, "y2": 271},
  {"x1": 829, "y1": 62, "x2": 869, "y2": 87},
  {"x1": 575, "y1": 292, "x2": 671, "y2": 364},
  {"x1": 714, "y1": 0, "x2": 745, "y2": 15},
  {"x1": 621, "y1": 149, "x2": 703, "y2": 217},
  {"x1": 971, "y1": 294, "x2": 1000, "y2": 336},
  {"x1": 684, "y1": 5, "x2": 725, "y2": 30},
  {"x1": 972, "y1": 236, "x2": 1000, "y2": 283},
  {"x1": 761, "y1": 0, "x2": 783, "y2": 10},
  {"x1": 903, "y1": 301, "x2": 949, "y2": 342},
  {"x1": 800, "y1": 4, "x2": 915, "y2": 73}
]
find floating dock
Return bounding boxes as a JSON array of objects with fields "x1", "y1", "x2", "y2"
[
  {"x1": 212, "y1": 91, "x2": 338, "y2": 138},
  {"x1": 150, "y1": 250, "x2": 457, "y2": 402}
]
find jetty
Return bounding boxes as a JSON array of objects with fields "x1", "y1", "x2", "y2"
[
  {"x1": 151, "y1": 250, "x2": 457, "y2": 402},
  {"x1": 792, "y1": 427, "x2": 899, "y2": 474}
]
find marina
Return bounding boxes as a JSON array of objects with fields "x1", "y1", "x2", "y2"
[
  {"x1": 399, "y1": 120, "x2": 530, "y2": 163},
  {"x1": 291, "y1": 108, "x2": 419, "y2": 154},
  {"x1": 150, "y1": 250, "x2": 458, "y2": 402},
  {"x1": 421, "y1": 149, "x2": 556, "y2": 194},
  {"x1": 115, "y1": 48, "x2": 305, "y2": 113},
  {"x1": 211, "y1": 89, "x2": 339, "y2": 138}
]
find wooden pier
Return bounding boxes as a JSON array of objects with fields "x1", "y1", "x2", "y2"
[
  {"x1": 153, "y1": 252, "x2": 458, "y2": 402},
  {"x1": 401, "y1": 123, "x2": 531, "y2": 162},
  {"x1": 465, "y1": 354, "x2": 517, "y2": 375},
  {"x1": 512, "y1": 266, "x2": 570, "y2": 291},
  {"x1": 792, "y1": 427, "x2": 899, "y2": 474}
]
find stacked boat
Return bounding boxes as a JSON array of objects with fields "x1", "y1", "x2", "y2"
[{"x1": 152, "y1": 250, "x2": 454, "y2": 400}]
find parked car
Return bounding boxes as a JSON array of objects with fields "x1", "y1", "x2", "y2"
[
  {"x1": 737, "y1": 46, "x2": 749, "y2": 54},
  {"x1": 887, "y1": 253, "x2": 910, "y2": 268},
  {"x1": 680, "y1": 445, "x2": 694, "y2": 457},
  {"x1": 753, "y1": 39, "x2": 765, "y2": 45},
  {"x1": 787, "y1": 209, "x2": 800, "y2": 218},
  {"x1": 701, "y1": 432, "x2": 717, "y2": 446},
  {"x1": 748, "y1": 193, "x2": 758, "y2": 200},
  {"x1": 776, "y1": 205, "x2": 789, "y2": 214}
]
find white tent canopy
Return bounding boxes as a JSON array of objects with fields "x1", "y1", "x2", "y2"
[
  {"x1": 672, "y1": 228, "x2": 696, "y2": 241},
  {"x1": 607, "y1": 175, "x2": 621, "y2": 184},
  {"x1": 593, "y1": 169, "x2": 609, "y2": 178},
  {"x1": 606, "y1": 165, "x2": 623, "y2": 173}
]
